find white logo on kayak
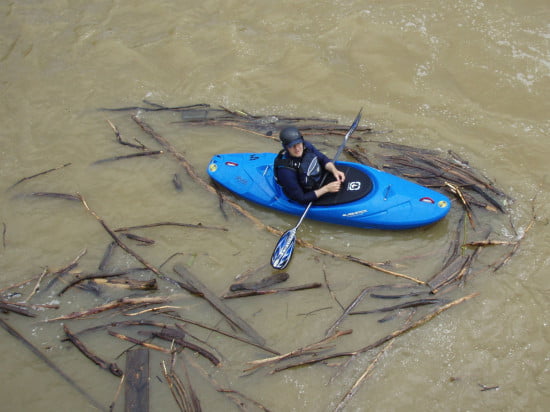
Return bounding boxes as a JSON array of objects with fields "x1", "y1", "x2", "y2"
[
  {"x1": 343, "y1": 209, "x2": 368, "y2": 217},
  {"x1": 347, "y1": 181, "x2": 361, "y2": 191}
]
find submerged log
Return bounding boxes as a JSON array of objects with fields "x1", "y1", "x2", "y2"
[
  {"x1": 0, "y1": 318, "x2": 106, "y2": 411},
  {"x1": 125, "y1": 349, "x2": 150, "y2": 412}
]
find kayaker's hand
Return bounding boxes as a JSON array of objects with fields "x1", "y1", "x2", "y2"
[
  {"x1": 325, "y1": 162, "x2": 346, "y2": 183},
  {"x1": 315, "y1": 180, "x2": 341, "y2": 198},
  {"x1": 325, "y1": 180, "x2": 342, "y2": 193},
  {"x1": 333, "y1": 169, "x2": 346, "y2": 183}
]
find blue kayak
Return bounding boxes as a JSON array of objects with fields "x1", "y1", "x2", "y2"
[{"x1": 207, "y1": 153, "x2": 451, "y2": 230}]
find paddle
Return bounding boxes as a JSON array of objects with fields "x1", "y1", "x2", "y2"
[{"x1": 270, "y1": 108, "x2": 363, "y2": 270}]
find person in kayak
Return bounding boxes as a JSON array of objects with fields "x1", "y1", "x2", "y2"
[{"x1": 274, "y1": 126, "x2": 345, "y2": 204}]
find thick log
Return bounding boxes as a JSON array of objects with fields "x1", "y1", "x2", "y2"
[
  {"x1": 125, "y1": 349, "x2": 150, "y2": 412},
  {"x1": 173, "y1": 264, "x2": 266, "y2": 346}
]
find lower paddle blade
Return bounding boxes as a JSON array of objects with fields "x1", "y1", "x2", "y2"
[{"x1": 271, "y1": 228, "x2": 297, "y2": 270}]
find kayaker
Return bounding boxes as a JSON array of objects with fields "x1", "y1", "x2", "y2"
[{"x1": 274, "y1": 126, "x2": 346, "y2": 204}]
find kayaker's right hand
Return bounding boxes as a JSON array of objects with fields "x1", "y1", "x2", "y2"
[{"x1": 315, "y1": 180, "x2": 341, "y2": 198}]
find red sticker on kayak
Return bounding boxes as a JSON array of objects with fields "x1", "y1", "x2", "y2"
[{"x1": 225, "y1": 161, "x2": 238, "y2": 167}]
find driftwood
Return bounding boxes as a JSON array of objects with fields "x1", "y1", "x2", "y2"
[
  {"x1": 90, "y1": 277, "x2": 158, "y2": 291},
  {"x1": 58, "y1": 271, "x2": 156, "y2": 296},
  {"x1": 30, "y1": 192, "x2": 80, "y2": 201},
  {"x1": 63, "y1": 324, "x2": 123, "y2": 377},
  {"x1": 0, "y1": 300, "x2": 37, "y2": 317},
  {"x1": 349, "y1": 298, "x2": 444, "y2": 315},
  {"x1": 173, "y1": 264, "x2": 266, "y2": 346},
  {"x1": 125, "y1": 349, "x2": 150, "y2": 412},
  {"x1": 188, "y1": 355, "x2": 272, "y2": 412},
  {"x1": 8, "y1": 162, "x2": 72, "y2": 190},
  {"x1": 159, "y1": 314, "x2": 280, "y2": 356},
  {"x1": 0, "y1": 318, "x2": 106, "y2": 411},
  {"x1": 161, "y1": 353, "x2": 202, "y2": 412},
  {"x1": 46, "y1": 296, "x2": 171, "y2": 322},
  {"x1": 44, "y1": 248, "x2": 88, "y2": 292},
  {"x1": 272, "y1": 293, "x2": 479, "y2": 373},
  {"x1": 109, "y1": 330, "x2": 171, "y2": 354},
  {"x1": 229, "y1": 272, "x2": 289, "y2": 291},
  {"x1": 114, "y1": 221, "x2": 228, "y2": 233},
  {"x1": 223, "y1": 283, "x2": 322, "y2": 299},
  {"x1": 106, "y1": 118, "x2": 148, "y2": 150},
  {"x1": 245, "y1": 329, "x2": 352, "y2": 372},
  {"x1": 141, "y1": 327, "x2": 220, "y2": 366},
  {"x1": 91, "y1": 150, "x2": 163, "y2": 165},
  {"x1": 1, "y1": 104, "x2": 526, "y2": 410}
]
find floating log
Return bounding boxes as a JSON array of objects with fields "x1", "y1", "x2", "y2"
[
  {"x1": 223, "y1": 282, "x2": 322, "y2": 299},
  {"x1": 0, "y1": 300, "x2": 37, "y2": 317},
  {"x1": 125, "y1": 349, "x2": 150, "y2": 412},
  {"x1": 91, "y1": 277, "x2": 158, "y2": 291},
  {"x1": 229, "y1": 272, "x2": 289, "y2": 291},
  {"x1": 144, "y1": 328, "x2": 220, "y2": 366},
  {"x1": 63, "y1": 325, "x2": 122, "y2": 377},
  {"x1": 349, "y1": 298, "x2": 443, "y2": 315},
  {"x1": 46, "y1": 296, "x2": 171, "y2": 322},
  {"x1": 173, "y1": 264, "x2": 266, "y2": 346}
]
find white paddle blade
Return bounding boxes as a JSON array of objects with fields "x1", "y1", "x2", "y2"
[{"x1": 270, "y1": 228, "x2": 297, "y2": 270}]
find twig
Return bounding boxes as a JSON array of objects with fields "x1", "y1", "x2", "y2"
[
  {"x1": 109, "y1": 374, "x2": 125, "y2": 412},
  {"x1": 109, "y1": 330, "x2": 172, "y2": 353},
  {"x1": 334, "y1": 338, "x2": 396, "y2": 412},
  {"x1": 8, "y1": 163, "x2": 72, "y2": 189},
  {"x1": 92, "y1": 150, "x2": 163, "y2": 165},
  {"x1": 23, "y1": 267, "x2": 50, "y2": 302},
  {"x1": 114, "y1": 221, "x2": 228, "y2": 232}
]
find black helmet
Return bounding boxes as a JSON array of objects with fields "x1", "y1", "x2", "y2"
[{"x1": 279, "y1": 126, "x2": 304, "y2": 149}]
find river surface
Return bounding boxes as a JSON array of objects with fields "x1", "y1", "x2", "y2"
[{"x1": 0, "y1": 1, "x2": 548, "y2": 411}]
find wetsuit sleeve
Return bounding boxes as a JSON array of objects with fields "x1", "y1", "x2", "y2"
[{"x1": 277, "y1": 167, "x2": 318, "y2": 204}]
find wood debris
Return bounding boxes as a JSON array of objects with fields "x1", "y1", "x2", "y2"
[{"x1": 0, "y1": 102, "x2": 535, "y2": 411}]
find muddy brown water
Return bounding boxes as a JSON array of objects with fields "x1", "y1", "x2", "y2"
[{"x1": 1, "y1": 1, "x2": 548, "y2": 411}]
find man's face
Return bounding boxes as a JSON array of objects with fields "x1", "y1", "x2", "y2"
[{"x1": 287, "y1": 142, "x2": 304, "y2": 157}]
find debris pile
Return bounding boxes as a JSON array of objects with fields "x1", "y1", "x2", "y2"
[{"x1": 0, "y1": 102, "x2": 535, "y2": 411}]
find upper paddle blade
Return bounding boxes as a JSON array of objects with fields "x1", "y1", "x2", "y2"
[{"x1": 270, "y1": 228, "x2": 297, "y2": 270}]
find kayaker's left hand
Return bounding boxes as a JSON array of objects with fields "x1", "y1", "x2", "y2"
[{"x1": 325, "y1": 162, "x2": 346, "y2": 183}]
